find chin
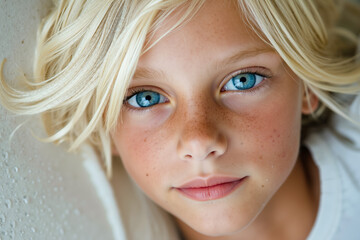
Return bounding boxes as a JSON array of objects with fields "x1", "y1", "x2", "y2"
[
  {"x1": 194, "y1": 224, "x2": 242, "y2": 238},
  {"x1": 185, "y1": 213, "x2": 254, "y2": 238}
]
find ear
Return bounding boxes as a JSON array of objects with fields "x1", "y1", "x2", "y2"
[{"x1": 302, "y1": 86, "x2": 319, "y2": 115}]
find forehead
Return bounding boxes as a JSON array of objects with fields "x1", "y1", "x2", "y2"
[{"x1": 139, "y1": 0, "x2": 272, "y2": 69}]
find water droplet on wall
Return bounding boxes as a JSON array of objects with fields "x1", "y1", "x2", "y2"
[
  {"x1": 10, "y1": 221, "x2": 16, "y2": 228},
  {"x1": 8, "y1": 230, "x2": 15, "y2": 239},
  {"x1": 0, "y1": 214, "x2": 5, "y2": 224},
  {"x1": 23, "y1": 196, "x2": 29, "y2": 204},
  {"x1": 5, "y1": 199, "x2": 12, "y2": 208},
  {"x1": 31, "y1": 227, "x2": 36, "y2": 233},
  {"x1": 1, "y1": 152, "x2": 8, "y2": 159},
  {"x1": 13, "y1": 167, "x2": 18, "y2": 173},
  {"x1": 5, "y1": 169, "x2": 10, "y2": 178},
  {"x1": 74, "y1": 208, "x2": 80, "y2": 215}
]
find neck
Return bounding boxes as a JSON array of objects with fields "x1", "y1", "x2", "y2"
[{"x1": 177, "y1": 149, "x2": 320, "y2": 240}]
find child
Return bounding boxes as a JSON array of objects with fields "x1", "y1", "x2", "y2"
[{"x1": 1, "y1": 0, "x2": 360, "y2": 239}]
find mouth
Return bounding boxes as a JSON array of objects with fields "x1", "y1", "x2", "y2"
[{"x1": 174, "y1": 176, "x2": 247, "y2": 201}]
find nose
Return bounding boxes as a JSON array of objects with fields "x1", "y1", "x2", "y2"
[{"x1": 177, "y1": 110, "x2": 227, "y2": 161}]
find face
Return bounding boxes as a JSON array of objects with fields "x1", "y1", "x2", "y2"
[{"x1": 112, "y1": 0, "x2": 308, "y2": 237}]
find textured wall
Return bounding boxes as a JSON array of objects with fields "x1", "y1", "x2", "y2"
[{"x1": 0, "y1": 1, "x2": 115, "y2": 239}]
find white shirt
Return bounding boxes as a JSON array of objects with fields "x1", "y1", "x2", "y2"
[{"x1": 306, "y1": 96, "x2": 360, "y2": 240}]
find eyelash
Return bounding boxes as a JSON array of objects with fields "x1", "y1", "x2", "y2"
[
  {"x1": 123, "y1": 68, "x2": 272, "y2": 110},
  {"x1": 125, "y1": 88, "x2": 147, "y2": 100},
  {"x1": 123, "y1": 87, "x2": 169, "y2": 111},
  {"x1": 221, "y1": 68, "x2": 271, "y2": 93}
]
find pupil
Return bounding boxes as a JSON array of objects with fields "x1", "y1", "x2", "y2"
[
  {"x1": 240, "y1": 77, "x2": 247, "y2": 82},
  {"x1": 145, "y1": 95, "x2": 152, "y2": 101}
]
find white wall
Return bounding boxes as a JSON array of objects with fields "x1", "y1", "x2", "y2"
[{"x1": 0, "y1": 1, "x2": 116, "y2": 239}]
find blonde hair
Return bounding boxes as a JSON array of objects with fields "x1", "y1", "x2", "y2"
[{"x1": 1, "y1": 0, "x2": 360, "y2": 177}]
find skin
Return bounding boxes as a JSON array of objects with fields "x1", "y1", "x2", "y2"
[{"x1": 112, "y1": 1, "x2": 319, "y2": 239}]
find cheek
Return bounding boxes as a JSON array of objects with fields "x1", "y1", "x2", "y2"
[
  {"x1": 115, "y1": 133, "x2": 149, "y2": 174},
  {"x1": 254, "y1": 97, "x2": 302, "y2": 190},
  {"x1": 224, "y1": 86, "x2": 302, "y2": 176},
  {"x1": 258, "y1": 96, "x2": 301, "y2": 154},
  {"x1": 114, "y1": 106, "x2": 172, "y2": 167},
  {"x1": 111, "y1": 122, "x2": 166, "y2": 192}
]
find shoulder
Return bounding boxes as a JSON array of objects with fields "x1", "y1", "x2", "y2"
[
  {"x1": 307, "y1": 94, "x2": 360, "y2": 197},
  {"x1": 304, "y1": 94, "x2": 360, "y2": 240},
  {"x1": 324, "y1": 94, "x2": 360, "y2": 177},
  {"x1": 306, "y1": 94, "x2": 360, "y2": 169}
]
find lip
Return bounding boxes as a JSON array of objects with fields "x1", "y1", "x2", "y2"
[{"x1": 175, "y1": 176, "x2": 247, "y2": 201}]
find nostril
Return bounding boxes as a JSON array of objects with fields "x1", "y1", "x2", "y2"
[
  {"x1": 184, "y1": 154, "x2": 192, "y2": 159},
  {"x1": 183, "y1": 151, "x2": 218, "y2": 161},
  {"x1": 209, "y1": 151, "x2": 216, "y2": 156}
]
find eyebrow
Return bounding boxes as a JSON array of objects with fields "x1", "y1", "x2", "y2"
[
  {"x1": 133, "y1": 67, "x2": 166, "y2": 81},
  {"x1": 132, "y1": 47, "x2": 275, "y2": 81},
  {"x1": 215, "y1": 47, "x2": 275, "y2": 70}
]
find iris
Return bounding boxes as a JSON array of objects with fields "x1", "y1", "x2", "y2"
[
  {"x1": 232, "y1": 73, "x2": 256, "y2": 90},
  {"x1": 223, "y1": 73, "x2": 264, "y2": 91},
  {"x1": 136, "y1": 91, "x2": 160, "y2": 107}
]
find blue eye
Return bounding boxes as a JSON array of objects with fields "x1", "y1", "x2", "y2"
[
  {"x1": 127, "y1": 91, "x2": 167, "y2": 108},
  {"x1": 223, "y1": 73, "x2": 264, "y2": 91}
]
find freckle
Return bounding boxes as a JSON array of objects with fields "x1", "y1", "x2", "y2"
[
  {"x1": 146, "y1": 173, "x2": 149, "y2": 177},
  {"x1": 144, "y1": 137, "x2": 147, "y2": 142},
  {"x1": 259, "y1": 155, "x2": 263, "y2": 160},
  {"x1": 261, "y1": 185, "x2": 264, "y2": 188}
]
